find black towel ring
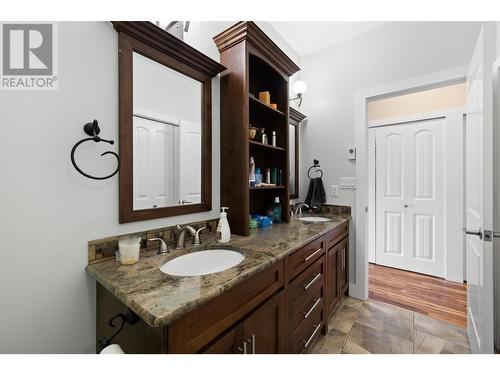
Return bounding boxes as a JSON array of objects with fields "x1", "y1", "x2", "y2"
[
  {"x1": 70, "y1": 120, "x2": 120, "y2": 180},
  {"x1": 307, "y1": 158, "x2": 323, "y2": 179}
]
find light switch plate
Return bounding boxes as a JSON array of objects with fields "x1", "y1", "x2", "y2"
[
  {"x1": 330, "y1": 185, "x2": 339, "y2": 197},
  {"x1": 340, "y1": 177, "x2": 356, "y2": 189},
  {"x1": 347, "y1": 145, "x2": 356, "y2": 160}
]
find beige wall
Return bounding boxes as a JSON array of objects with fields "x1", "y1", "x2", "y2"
[{"x1": 367, "y1": 82, "x2": 466, "y2": 121}]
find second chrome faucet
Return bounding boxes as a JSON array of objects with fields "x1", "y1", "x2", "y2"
[{"x1": 175, "y1": 225, "x2": 206, "y2": 249}]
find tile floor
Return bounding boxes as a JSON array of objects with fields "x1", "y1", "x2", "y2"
[{"x1": 311, "y1": 297, "x2": 471, "y2": 354}]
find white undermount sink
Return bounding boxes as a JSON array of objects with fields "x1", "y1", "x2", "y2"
[
  {"x1": 298, "y1": 216, "x2": 332, "y2": 223},
  {"x1": 160, "y1": 249, "x2": 245, "y2": 277}
]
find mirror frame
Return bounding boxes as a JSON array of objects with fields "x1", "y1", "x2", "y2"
[
  {"x1": 289, "y1": 107, "x2": 307, "y2": 199},
  {"x1": 113, "y1": 22, "x2": 225, "y2": 223}
]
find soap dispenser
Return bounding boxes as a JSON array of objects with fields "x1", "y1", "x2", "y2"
[{"x1": 217, "y1": 207, "x2": 231, "y2": 243}]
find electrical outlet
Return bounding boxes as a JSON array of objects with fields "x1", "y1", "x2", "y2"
[{"x1": 330, "y1": 185, "x2": 339, "y2": 197}]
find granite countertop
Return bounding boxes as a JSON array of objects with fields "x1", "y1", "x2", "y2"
[{"x1": 86, "y1": 213, "x2": 350, "y2": 327}]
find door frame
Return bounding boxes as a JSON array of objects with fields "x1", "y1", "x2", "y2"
[
  {"x1": 352, "y1": 66, "x2": 468, "y2": 300},
  {"x1": 367, "y1": 108, "x2": 466, "y2": 282}
]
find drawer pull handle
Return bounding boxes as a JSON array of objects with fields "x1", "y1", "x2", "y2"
[
  {"x1": 302, "y1": 323, "x2": 322, "y2": 349},
  {"x1": 237, "y1": 341, "x2": 247, "y2": 354},
  {"x1": 302, "y1": 298, "x2": 321, "y2": 319},
  {"x1": 303, "y1": 273, "x2": 321, "y2": 291},
  {"x1": 246, "y1": 334, "x2": 256, "y2": 354},
  {"x1": 304, "y1": 247, "x2": 322, "y2": 262}
]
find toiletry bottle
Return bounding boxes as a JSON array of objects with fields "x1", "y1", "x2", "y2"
[
  {"x1": 255, "y1": 167, "x2": 262, "y2": 186},
  {"x1": 262, "y1": 131, "x2": 268, "y2": 145},
  {"x1": 249, "y1": 156, "x2": 256, "y2": 186},
  {"x1": 273, "y1": 197, "x2": 282, "y2": 223},
  {"x1": 216, "y1": 207, "x2": 231, "y2": 243},
  {"x1": 271, "y1": 167, "x2": 277, "y2": 184},
  {"x1": 272, "y1": 131, "x2": 276, "y2": 147}
]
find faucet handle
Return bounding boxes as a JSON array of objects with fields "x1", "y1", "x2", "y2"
[
  {"x1": 148, "y1": 238, "x2": 168, "y2": 255},
  {"x1": 193, "y1": 227, "x2": 206, "y2": 246}
]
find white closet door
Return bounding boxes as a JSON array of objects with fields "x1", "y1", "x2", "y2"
[
  {"x1": 178, "y1": 119, "x2": 201, "y2": 204},
  {"x1": 375, "y1": 119, "x2": 445, "y2": 277},
  {"x1": 133, "y1": 116, "x2": 175, "y2": 210}
]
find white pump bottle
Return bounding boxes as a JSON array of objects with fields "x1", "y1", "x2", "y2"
[{"x1": 216, "y1": 207, "x2": 231, "y2": 243}]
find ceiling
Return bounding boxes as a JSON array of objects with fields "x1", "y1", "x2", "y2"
[{"x1": 270, "y1": 22, "x2": 388, "y2": 57}]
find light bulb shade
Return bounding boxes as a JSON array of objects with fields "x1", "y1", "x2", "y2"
[{"x1": 292, "y1": 80, "x2": 307, "y2": 95}]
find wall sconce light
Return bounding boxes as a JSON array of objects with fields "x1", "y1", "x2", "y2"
[{"x1": 290, "y1": 80, "x2": 307, "y2": 107}]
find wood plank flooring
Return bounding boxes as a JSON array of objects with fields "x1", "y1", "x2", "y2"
[{"x1": 369, "y1": 263, "x2": 467, "y2": 328}]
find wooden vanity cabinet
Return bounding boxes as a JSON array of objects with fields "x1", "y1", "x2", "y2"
[{"x1": 96, "y1": 223, "x2": 350, "y2": 354}]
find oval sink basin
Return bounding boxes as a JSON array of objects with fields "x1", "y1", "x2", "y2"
[
  {"x1": 160, "y1": 250, "x2": 245, "y2": 277},
  {"x1": 299, "y1": 216, "x2": 331, "y2": 223}
]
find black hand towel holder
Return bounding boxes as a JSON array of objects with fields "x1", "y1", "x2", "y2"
[
  {"x1": 70, "y1": 119, "x2": 120, "y2": 180},
  {"x1": 307, "y1": 158, "x2": 323, "y2": 179}
]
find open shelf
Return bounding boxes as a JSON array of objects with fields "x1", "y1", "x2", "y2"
[
  {"x1": 249, "y1": 185, "x2": 286, "y2": 190},
  {"x1": 249, "y1": 140, "x2": 286, "y2": 152},
  {"x1": 249, "y1": 95, "x2": 285, "y2": 116}
]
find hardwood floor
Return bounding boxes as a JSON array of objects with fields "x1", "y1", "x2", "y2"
[{"x1": 369, "y1": 263, "x2": 467, "y2": 328}]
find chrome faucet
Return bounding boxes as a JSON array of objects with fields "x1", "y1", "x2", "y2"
[
  {"x1": 175, "y1": 225, "x2": 207, "y2": 249},
  {"x1": 293, "y1": 203, "x2": 310, "y2": 215},
  {"x1": 192, "y1": 227, "x2": 206, "y2": 246},
  {"x1": 147, "y1": 238, "x2": 168, "y2": 255}
]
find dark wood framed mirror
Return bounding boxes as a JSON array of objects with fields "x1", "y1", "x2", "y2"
[
  {"x1": 289, "y1": 107, "x2": 307, "y2": 199},
  {"x1": 113, "y1": 22, "x2": 225, "y2": 223}
]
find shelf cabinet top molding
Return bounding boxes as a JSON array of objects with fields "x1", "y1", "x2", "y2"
[
  {"x1": 112, "y1": 21, "x2": 226, "y2": 77},
  {"x1": 213, "y1": 21, "x2": 300, "y2": 76},
  {"x1": 290, "y1": 107, "x2": 307, "y2": 123}
]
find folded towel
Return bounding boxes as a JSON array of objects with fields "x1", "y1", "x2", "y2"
[{"x1": 305, "y1": 177, "x2": 326, "y2": 209}]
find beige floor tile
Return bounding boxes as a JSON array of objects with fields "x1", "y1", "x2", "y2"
[
  {"x1": 342, "y1": 297, "x2": 363, "y2": 309},
  {"x1": 310, "y1": 299, "x2": 471, "y2": 355},
  {"x1": 314, "y1": 328, "x2": 347, "y2": 354},
  {"x1": 345, "y1": 320, "x2": 413, "y2": 354},
  {"x1": 356, "y1": 300, "x2": 413, "y2": 342},
  {"x1": 414, "y1": 313, "x2": 470, "y2": 351},
  {"x1": 414, "y1": 330, "x2": 471, "y2": 354},
  {"x1": 329, "y1": 304, "x2": 359, "y2": 334},
  {"x1": 342, "y1": 338, "x2": 371, "y2": 354}
]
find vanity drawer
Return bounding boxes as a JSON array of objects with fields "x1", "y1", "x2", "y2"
[
  {"x1": 288, "y1": 236, "x2": 325, "y2": 280},
  {"x1": 168, "y1": 259, "x2": 284, "y2": 353},
  {"x1": 288, "y1": 305, "x2": 324, "y2": 354},
  {"x1": 288, "y1": 256, "x2": 325, "y2": 338},
  {"x1": 326, "y1": 222, "x2": 348, "y2": 249}
]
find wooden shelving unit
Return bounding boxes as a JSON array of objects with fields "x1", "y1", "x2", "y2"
[{"x1": 214, "y1": 22, "x2": 300, "y2": 236}]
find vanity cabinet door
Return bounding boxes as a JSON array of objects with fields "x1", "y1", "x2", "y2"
[
  {"x1": 203, "y1": 290, "x2": 285, "y2": 354},
  {"x1": 203, "y1": 323, "x2": 245, "y2": 354},
  {"x1": 242, "y1": 290, "x2": 285, "y2": 354},
  {"x1": 338, "y1": 237, "x2": 349, "y2": 294},
  {"x1": 326, "y1": 244, "x2": 340, "y2": 318}
]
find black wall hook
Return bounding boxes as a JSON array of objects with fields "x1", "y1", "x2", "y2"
[{"x1": 70, "y1": 120, "x2": 120, "y2": 180}]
